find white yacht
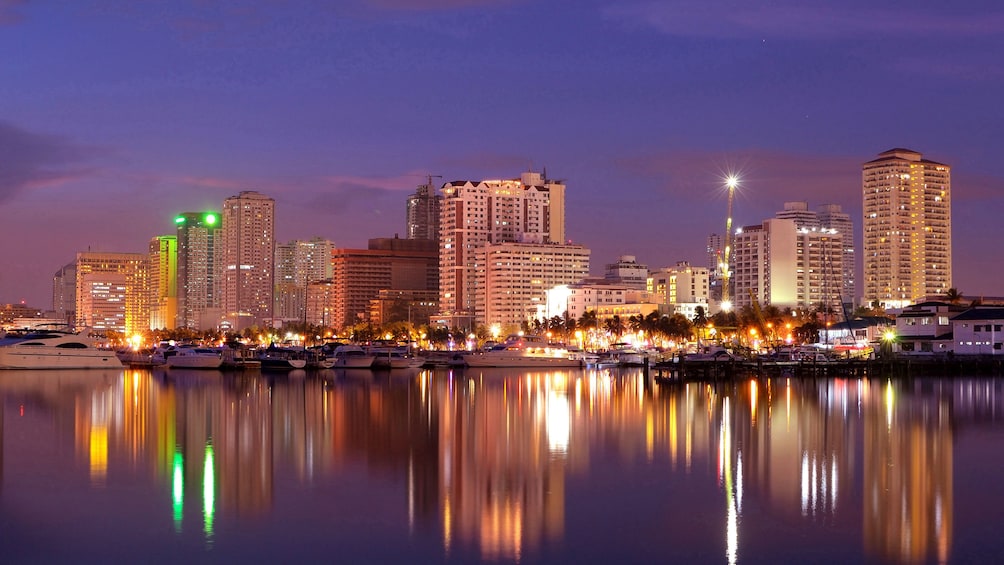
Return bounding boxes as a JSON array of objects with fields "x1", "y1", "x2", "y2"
[
  {"x1": 329, "y1": 344, "x2": 376, "y2": 368},
  {"x1": 599, "y1": 343, "x2": 647, "y2": 367},
  {"x1": 464, "y1": 335, "x2": 582, "y2": 368},
  {"x1": 165, "y1": 345, "x2": 224, "y2": 369},
  {"x1": 0, "y1": 326, "x2": 123, "y2": 370}
]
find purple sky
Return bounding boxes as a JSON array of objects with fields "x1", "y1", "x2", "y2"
[{"x1": 2, "y1": 0, "x2": 1002, "y2": 308}]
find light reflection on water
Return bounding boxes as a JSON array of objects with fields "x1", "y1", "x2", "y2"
[{"x1": 0, "y1": 367, "x2": 1002, "y2": 563}]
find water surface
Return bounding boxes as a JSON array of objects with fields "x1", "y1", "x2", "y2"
[{"x1": 1, "y1": 367, "x2": 1002, "y2": 563}]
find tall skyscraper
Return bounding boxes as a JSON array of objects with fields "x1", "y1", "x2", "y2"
[
  {"x1": 775, "y1": 201, "x2": 855, "y2": 307},
  {"x1": 222, "y1": 191, "x2": 275, "y2": 331},
  {"x1": 816, "y1": 204, "x2": 855, "y2": 308},
  {"x1": 731, "y1": 218, "x2": 844, "y2": 312},
  {"x1": 148, "y1": 235, "x2": 177, "y2": 330},
  {"x1": 863, "y1": 149, "x2": 951, "y2": 308},
  {"x1": 52, "y1": 262, "x2": 76, "y2": 324},
  {"x1": 274, "y1": 237, "x2": 334, "y2": 323},
  {"x1": 406, "y1": 178, "x2": 442, "y2": 241},
  {"x1": 75, "y1": 251, "x2": 149, "y2": 334},
  {"x1": 176, "y1": 211, "x2": 222, "y2": 330},
  {"x1": 438, "y1": 171, "x2": 566, "y2": 329}
]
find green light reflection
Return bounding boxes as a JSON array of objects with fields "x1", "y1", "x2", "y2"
[
  {"x1": 172, "y1": 450, "x2": 184, "y2": 532},
  {"x1": 203, "y1": 443, "x2": 216, "y2": 539}
]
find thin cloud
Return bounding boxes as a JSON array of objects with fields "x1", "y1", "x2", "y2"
[
  {"x1": 0, "y1": 0, "x2": 25, "y2": 25},
  {"x1": 616, "y1": 147, "x2": 863, "y2": 224},
  {"x1": 0, "y1": 121, "x2": 101, "y2": 203},
  {"x1": 364, "y1": 0, "x2": 519, "y2": 11},
  {"x1": 604, "y1": 1, "x2": 1004, "y2": 40}
]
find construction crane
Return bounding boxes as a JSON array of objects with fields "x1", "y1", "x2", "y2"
[
  {"x1": 747, "y1": 288, "x2": 768, "y2": 344},
  {"x1": 719, "y1": 175, "x2": 738, "y2": 310}
]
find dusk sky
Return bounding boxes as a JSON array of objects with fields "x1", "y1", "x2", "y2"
[{"x1": 2, "y1": 0, "x2": 1002, "y2": 309}]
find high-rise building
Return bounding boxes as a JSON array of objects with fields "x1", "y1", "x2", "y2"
[
  {"x1": 331, "y1": 238, "x2": 439, "y2": 331},
  {"x1": 816, "y1": 204, "x2": 855, "y2": 307},
  {"x1": 776, "y1": 201, "x2": 855, "y2": 307},
  {"x1": 75, "y1": 251, "x2": 149, "y2": 334},
  {"x1": 274, "y1": 237, "x2": 335, "y2": 324},
  {"x1": 707, "y1": 233, "x2": 723, "y2": 301},
  {"x1": 407, "y1": 178, "x2": 442, "y2": 241},
  {"x1": 604, "y1": 255, "x2": 649, "y2": 290},
  {"x1": 863, "y1": 149, "x2": 951, "y2": 308},
  {"x1": 438, "y1": 171, "x2": 566, "y2": 329},
  {"x1": 648, "y1": 261, "x2": 710, "y2": 319},
  {"x1": 148, "y1": 235, "x2": 177, "y2": 330},
  {"x1": 731, "y1": 218, "x2": 844, "y2": 312},
  {"x1": 477, "y1": 242, "x2": 590, "y2": 329},
  {"x1": 775, "y1": 201, "x2": 820, "y2": 229},
  {"x1": 176, "y1": 211, "x2": 222, "y2": 330},
  {"x1": 52, "y1": 262, "x2": 76, "y2": 324},
  {"x1": 222, "y1": 191, "x2": 275, "y2": 330}
]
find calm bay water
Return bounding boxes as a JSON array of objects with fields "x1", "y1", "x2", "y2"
[{"x1": 1, "y1": 366, "x2": 1003, "y2": 564}]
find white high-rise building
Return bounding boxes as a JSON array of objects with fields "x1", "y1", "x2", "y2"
[
  {"x1": 438, "y1": 171, "x2": 567, "y2": 329},
  {"x1": 731, "y1": 219, "x2": 844, "y2": 312},
  {"x1": 863, "y1": 148, "x2": 951, "y2": 308},
  {"x1": 775, "y1": 202, "x2": 855, "y2": 307},
  {"x1": 477, "y1": 242, "x2": 590, "y2": 329},
  {"x1": 222, "y1": 191, "x2": 275, "y2": 330}
]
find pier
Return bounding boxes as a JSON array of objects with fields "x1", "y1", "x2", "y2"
[{"x1": 650, "y1": 355, "x2": 1004, "y2": 384}]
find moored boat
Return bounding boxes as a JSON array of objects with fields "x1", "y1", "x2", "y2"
[
  {"x1": 0, "y1": 325, "x2": 122, "y2": 370},
  {"x1": 329, "y1": 344, "x2": 376, "y2": 368},
  {"x1": 464, "y1": 335, "x2": 581, "y2": 368},
  {"x1": 166, "y1": 345, "x2": 224, "y2": 369},
  {"x1": 257, "y1": 347, "x2": 308, "y2": 370}
]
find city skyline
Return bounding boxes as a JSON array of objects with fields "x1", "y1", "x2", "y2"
[{"x1": 2, "y1": 1, "x2": 1003, "y2": 308}]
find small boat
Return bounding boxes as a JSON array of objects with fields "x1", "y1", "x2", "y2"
[
  {"x1": 368, "y1": 346, "x2": 426, "y2": 370},
  {"x1": 329, "y1": 344, "x2": 376, "y2": 368},
  {"x1": 117, "y1": 348, "x2": 166, "y2": 367},
  {"x1": 257, "y1": 347, "x2": 308, "y2": 370},
  {"x1": 0, "y1": 325, "x2": 122, "y2": 370},
  {"x1": 165, "y1": 345, "x2": 224, "y2": 369},
  {"x1": 599, "y1": 343, "x2": 647, "y2": 367}
]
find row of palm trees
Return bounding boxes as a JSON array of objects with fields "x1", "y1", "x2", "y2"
[{"x1": 110, "y1": 289, "x2": 922, "y2": 351}]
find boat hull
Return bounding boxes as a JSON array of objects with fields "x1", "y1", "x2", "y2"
[
  {"x1": 0, "y1": 348, "x2": 122, "y2": 370},
  {"x1": 167, "y1": 357, "x2": 223, "y2": 369},
  {"x1": 464, "y1": 353, "x2": 582, "y2": 368}
]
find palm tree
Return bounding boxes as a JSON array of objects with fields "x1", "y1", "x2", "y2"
[
  {"x1": 604, "y1": 315, "x2": 625, "y2": 341},
  {"x1": 945, "y1": 287, "x2": 963, "y2": 304}
]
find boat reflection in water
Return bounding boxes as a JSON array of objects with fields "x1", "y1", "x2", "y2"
[{"x1": 1, "y1": 366, "x2": 1000, "y2": 563}]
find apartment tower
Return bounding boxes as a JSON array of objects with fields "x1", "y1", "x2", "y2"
[
  {"x1": 222, "y1": 191, "x2": 275, "y2": 330},
  {"x1": 438, "y1": 171, "x2": 567, "y2": 329},
  {"x1": 406, "y1": 178, "x2": 442, "y2": 241},
  {"x1": 176, "y1": 212, "x2": 222, "y2": 330},
  {"x1": 862, "y1": 149, "x2": 951, "y2": 308},
  {"x1": 148, "y1": 235, "x2": 177, "y2": 330},
  {"x1": 75, "y1": 251, "x2": 149, "y2": 334}
]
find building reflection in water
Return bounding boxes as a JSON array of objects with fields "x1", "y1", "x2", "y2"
[{"x1": 2, "y1": 366, "x2": 999, "y2": 563}]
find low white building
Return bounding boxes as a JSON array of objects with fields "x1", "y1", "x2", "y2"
[
  {"x1": 893, "y1": 301, "x2": 961, "y2": 355},
  {"x1": 951, "y1": 308, "x2": 1004, "y2": 355}
]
